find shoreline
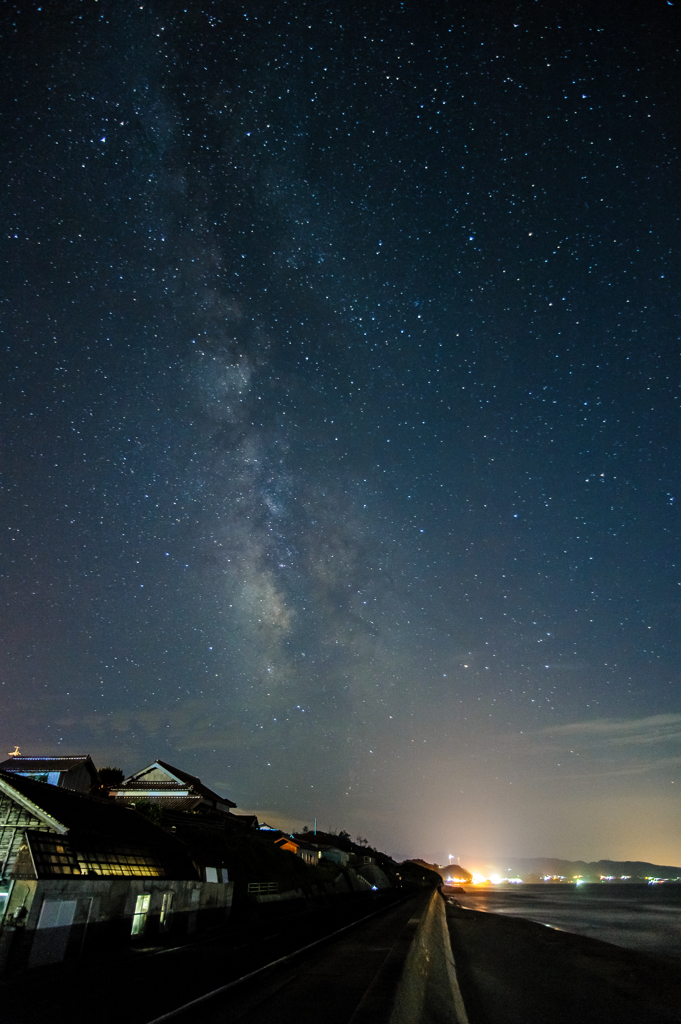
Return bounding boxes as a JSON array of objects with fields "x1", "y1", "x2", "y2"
[
  {"x1": 444, "y1": 881, "x2": 681, "y2": 959},
  {"x1": 444, "y1": 897, "x2": 681, "y2": 1024}
]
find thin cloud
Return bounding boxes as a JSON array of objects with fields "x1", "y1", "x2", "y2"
[
  {"x1": 528, "y1": 754, "x2": 681, "y2": 782},
  {"x1": 536, "y1": 714, "x2": 681, "y2": 748}
]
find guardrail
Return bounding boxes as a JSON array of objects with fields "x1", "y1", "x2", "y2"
[{"x1": 247, "y1": 882, "x2": 279, "y2": 895}]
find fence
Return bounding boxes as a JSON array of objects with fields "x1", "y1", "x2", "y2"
[{"x1": 247, "y1": 882, "x2": 278, "y2": 895}]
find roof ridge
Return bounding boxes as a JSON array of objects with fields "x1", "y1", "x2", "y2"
[{"x1": 1, "y1": 754, "x2": 92, "y2": 761}]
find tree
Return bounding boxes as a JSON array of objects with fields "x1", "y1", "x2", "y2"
[
  {"x1": 333, "y1": 830, "x2": 352, "y2": 851},
  {"x1": 98, "y1": 766, "x2": 125, "y2": 787},
  {"x1": 131, "y1": 800, "x2": 162, "y2": 825},
  {"x1": 91, "y1": 766, "x2": 125, "y2": 798}
]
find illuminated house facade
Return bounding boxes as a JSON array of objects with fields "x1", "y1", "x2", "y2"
[
  {"x1": 267, "y1": 833, "x2": 322, "y2": 867},
  {"x1": 0, "y1": 771, "x2": 233, "y2": 974}
]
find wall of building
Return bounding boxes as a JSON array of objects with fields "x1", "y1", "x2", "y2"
[
  {"x1": 59, "y1": 763, "x2": 94, "y2": 794},
  {"x1": 0, "y1": 876, "x2": 233, "y2": 975}
]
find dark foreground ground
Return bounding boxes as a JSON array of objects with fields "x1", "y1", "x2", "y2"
[
  {"x1": 0, "y1": 890, "x2": 428, "y2": 1024},
  {"x1": 445, "y1": 896, "x2": 681, "y2": 1024},
  {"x1": 5, "y1": 889, "x2": 681, "y2": 1023}
]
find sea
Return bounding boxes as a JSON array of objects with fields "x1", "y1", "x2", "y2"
[{"x1": 453, "y1": 884, "x2": 681, "y2": 959}]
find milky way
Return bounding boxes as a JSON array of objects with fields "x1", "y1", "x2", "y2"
[{"x1": 1, "y1": 0, "x2": 679, "y2": 865}]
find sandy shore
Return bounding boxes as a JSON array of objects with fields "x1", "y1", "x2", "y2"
[{"x1": 444, "y1": 896, "x2": 681, "y2": 1024}]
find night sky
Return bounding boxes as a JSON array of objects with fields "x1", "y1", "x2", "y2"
[{"x1": 2, "y1": 0, "x2": 679, "y2": 868}]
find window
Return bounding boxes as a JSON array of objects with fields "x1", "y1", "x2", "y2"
[
  {"x1": 29, "y1": 834, "x2": 81, "y2": 876},
  {"x1": 75, "y1": 841, "x2": 163, "y2": 878},
  {"x1": 159, "y1": 892, "x2": 173, "y2": 931},
  {"x1": 0, "y1": 882, "x2": 11, "y2": 925},
  {"x1": 26, "y1": 832, "x2": 164, "y2": 878},
  {"x1": 205, "y1": 867, "x2": 218, "y2": 883},
  {"x1": 131, "y1": 894, "x2": 150, "y2": 936}
]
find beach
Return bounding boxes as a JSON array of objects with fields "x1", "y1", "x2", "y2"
[{"x1": 444, "y1": 897, "x2": 681, "y2": 1024}]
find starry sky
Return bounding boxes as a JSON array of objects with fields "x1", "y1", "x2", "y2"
[{"x1": 1, "y1": 0, "x2": 679, "y2": 868}]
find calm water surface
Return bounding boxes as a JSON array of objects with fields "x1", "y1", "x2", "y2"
[{"x1": 454, "y1": 884, "x2": 681, "y2": 958}]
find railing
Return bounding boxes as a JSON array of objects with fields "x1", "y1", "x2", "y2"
[{"x1": 247, "y1": 881, "x2": 278, "y2": 895}]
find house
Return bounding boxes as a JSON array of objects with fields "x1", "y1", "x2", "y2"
[
  {"x1": 288, "y1": 835, "x2": 349, "y2": 867},
  {"x1": 0, "y1": 753, "x2": 99, "y2": 795},
  {"x1": 107, "y1": 760, "x2": 237, "y2": 816},
  {"x1": 228, "y1": 813, "x2": 259, "y2": 831},
  {"x1": 264, "y1": 832, "x2": 321, "y2": 867},
  {"x1": 0, "y1": 771, "x2": 233, "y2": 974},
  {"x1": 159, "y1": 814, "x2": 232, "y2": 883},
  {"x1": 316, "y1": 845, "x2": 350, "y2": 867}
]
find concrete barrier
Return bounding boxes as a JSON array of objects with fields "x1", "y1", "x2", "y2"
[{"x1": 389, "y1": 888, "x2": 469, "y2": 1024}]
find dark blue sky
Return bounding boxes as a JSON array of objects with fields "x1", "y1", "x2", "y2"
[{"x1": 1, "y1": 0, "x2": 679, "y2": 866}]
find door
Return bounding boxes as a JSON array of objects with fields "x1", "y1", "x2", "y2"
[{"x1": 29, "y1": 898, "x2": 78, "y2": 966}]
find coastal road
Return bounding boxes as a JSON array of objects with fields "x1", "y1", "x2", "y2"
[
  {"x1": 1, "y1": 890, "x2": 434, "y2": 1024},
  {"x1": 144, "y1": 889, "x2": 431, "y2": 1024},
  {"x1": 444, "y1": 896, "x2": 681, "y2": 1024}
]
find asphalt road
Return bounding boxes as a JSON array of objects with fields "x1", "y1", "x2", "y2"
[
  {"x1": 444, "y1": 897, "x2": 681, "y2": 1024},
  {"x1": 1, "y1": 890, "x2": 431, "y2": 1024},
  {"x1": 147, "y1": 889, "x2": 430, "y2": 1024}
]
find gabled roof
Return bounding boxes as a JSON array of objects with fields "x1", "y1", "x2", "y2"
[
  {"x1": 0, "y1": 770, "x2": 176, "y2": 845},
  {"x1": 273, "y1": 835, "x2": 320, "y2": 854},
  {"x1": 260, "y1": 829, "x2": 289, "y2": 843},
  {"x1": 155, "y1": 760, "x2": 236, "y2": 807},
  {"x1": 119, "y1": 760, "x2": 236, "y2": 808},
  {"x1": 0, "y1": 771, "x2": 197, "y2": 880},
  {"x1": 292, "y1": 829, "x2": 352, "y2": 849},
  {"x1": 0, "y1": 754, "x2": 97, "y2": 776},
  {"x1": 228, "y1": 813, "x2": 258, "y2": 830},
  {"x1": 0, "y1": 772, "x2": 68, "y2": 833}
]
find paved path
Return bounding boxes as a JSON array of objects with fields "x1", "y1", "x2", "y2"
[
  {"x1": 1, "y1": 890, "x2": 432, "y2": 1024},
  {"x1": 146, "y1": 890, "x2": 431, "y2": 1024}
]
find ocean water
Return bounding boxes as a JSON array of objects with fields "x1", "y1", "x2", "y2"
[{"x1": 452, "y1": 884, "x2": 681, "y2": 958}]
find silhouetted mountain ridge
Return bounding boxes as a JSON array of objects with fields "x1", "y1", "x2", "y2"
[{"x1": 494, "y1": 857, "x2": 681, "y2": 880}]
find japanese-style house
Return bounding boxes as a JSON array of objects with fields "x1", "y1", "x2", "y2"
[
  {"x1": 0, "y1": 753, "x2": 99, "y2": 794},
  {"x1": 107, "y1": 759, "x2": 237, "y2": 816},
  {"x1": 0, "y1": 770, "x2": 232, "y2": 974}
]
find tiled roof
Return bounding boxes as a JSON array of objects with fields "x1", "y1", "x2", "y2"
[
  {"x1": 260, "y1": 829, "x2": 288, "y2": 843},
  {"x1": 229, "y1": 814, "x2": 258, "y2": 829},
  {"x1": 155, "y1": 760, "x2": 236, "y2": 807},
  {"x1": 121, "y1": 760, "x2": 236, "y2": 808},
  {"x1": 116, "y1": 796, "x2": 203, "y2": 812},
  {"x1": 0, "y1": 770, "x2": 177, "y2": 846},
  {"x1": 1, "y1": 770, "x2": 199, "y2": 876},
  {"x1": 0, "y1": 755, "x2": 96, "y2": 773},
  {"x1": 116, "y1": 781, "x2": 195, "y2": 791}
]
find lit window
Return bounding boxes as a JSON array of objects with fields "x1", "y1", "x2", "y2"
[
  {"x1": 131, "y1": 894, "x2": 150, "y2": 936},
  {"x1": 26, "y1": 832, "x2": 164, "y2": 878}
]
